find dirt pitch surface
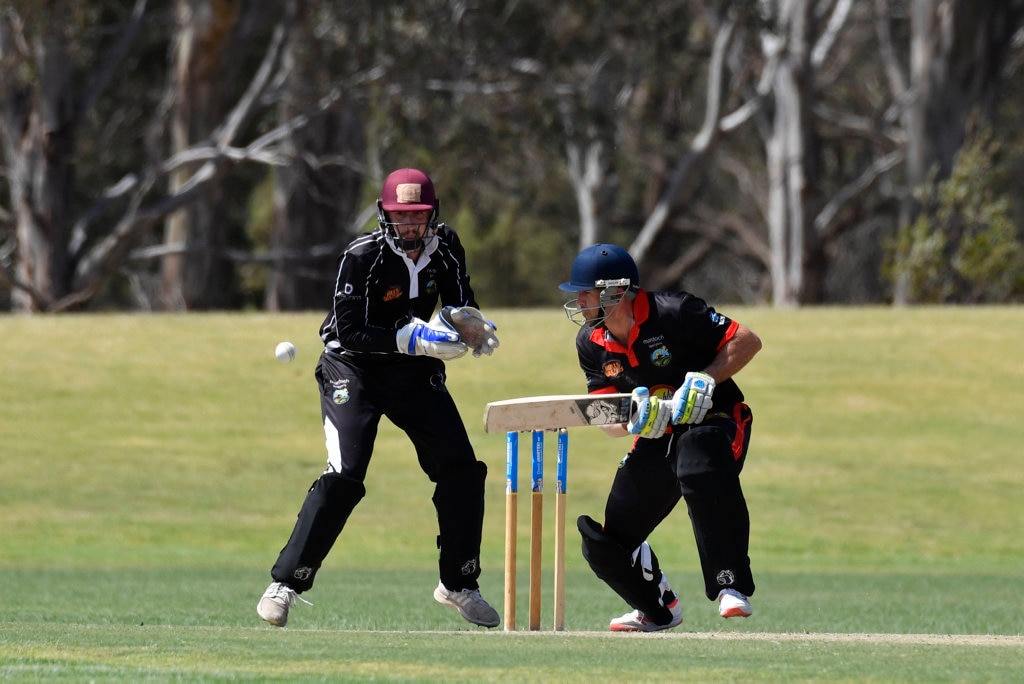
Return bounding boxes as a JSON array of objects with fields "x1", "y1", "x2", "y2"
[{"x1": 485, "y1": 631, "x2": 1024, "y2": 646}]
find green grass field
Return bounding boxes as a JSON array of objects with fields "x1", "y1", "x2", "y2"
[{"x1": 1, "y1": 307, "x2": 1022, "y2": 681}]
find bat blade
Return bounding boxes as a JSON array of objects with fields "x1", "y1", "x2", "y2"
[{"x1": 483, "y1": 394, "x2": 632, "y2": 433}]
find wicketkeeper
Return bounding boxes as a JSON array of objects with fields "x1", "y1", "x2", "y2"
[
  {"x1": 257, "y1": 168, "x2": 501, "y2": 628},
  {"x1": 559, "y1": 243, "x2": 762, "y2": 632}
]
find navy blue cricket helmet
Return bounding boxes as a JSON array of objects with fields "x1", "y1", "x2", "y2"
[{"x1": 559, "y1": 244, "x2": 639, "y2": 292}]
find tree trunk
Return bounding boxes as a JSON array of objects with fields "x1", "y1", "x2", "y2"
[
  {"x1": 765, "y1": 0, "x2": 819, "y2": 306},
  {"x1": 2, "y1": 3, "x2": 77, "y2": 312},
  {"x1": 162, "y1": 0, "x2": 240, "y2": 310},
  {"x1": 566, "y1": 140, "x2": 603, "y2": 250},
  {"x1": 266, "y1": 2, "x2": 364, "y2": 311}
]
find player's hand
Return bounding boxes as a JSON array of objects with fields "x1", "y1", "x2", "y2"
[
  {"x1": 671, "y1": 371, "x2": 716, "y2": 425},
  {"x1": 627, "y1": 387, "x2": 671, "y2": 438},
  {"x1": 439, "y1": 306, "x2": 500, "y2": 356},
  {"x1": 396, "y1": 318, "x2": 468, "y2": 360}
]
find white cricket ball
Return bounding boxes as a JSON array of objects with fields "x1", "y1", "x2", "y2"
[{"x1": 275, "y1": 341, "x2": 296, "y2": 363}]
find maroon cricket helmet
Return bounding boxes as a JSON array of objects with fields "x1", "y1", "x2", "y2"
[{"x1": 380, "y1": 168, "x2": 438, "y2": 213}]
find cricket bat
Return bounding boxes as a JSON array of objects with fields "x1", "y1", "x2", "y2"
[{"x1": 483, "y1": 393, "x2": 633, "y2": 433}]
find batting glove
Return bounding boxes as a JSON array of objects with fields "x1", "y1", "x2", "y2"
[
  {"x1": 396, "y1": 318, "x2": 468, "y2": 360},
  {"x1": 671, "y1": 371, "x2": 716, "y2": 425},
  {"x1": 627, "y1": 387, "x2": 671, "y2": 438}
]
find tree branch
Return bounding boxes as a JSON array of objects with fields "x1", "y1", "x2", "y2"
[
  {"x1": 76, "y1": 0, "x2": 149, "y2": 120},
  {"x1": 212, "y1": 17, "x2": 291, "y2": 149},
  {"x1": 628, "y1": 13, "x2": 738, "y2": 263},
  {"x1": 814, "y1": 149, "x2": 905, "y2": 241},
  {"x1": 811, "y1": 0, "x2": 854, "y2": 68},
  {"x1": 56, "y1": 11, "x2": 298, "y2": 310}
]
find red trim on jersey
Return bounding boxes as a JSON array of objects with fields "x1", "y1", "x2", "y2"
[{"x1": 716, "y1": 319, "x2": 739, "y2": 351}]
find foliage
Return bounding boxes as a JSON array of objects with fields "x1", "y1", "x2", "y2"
[
  {"x1": 884, "y1": 126, "x2": 1024, "y2": 302},
  {"x1": 3, "y1": 2, "x2": 1024, "y2": 310}
]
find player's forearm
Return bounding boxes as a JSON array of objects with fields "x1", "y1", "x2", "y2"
[
  {"x1": 704, "y1": 324, "x2": 762, "y2": 382},
  {"x1": 601, "y1": 423, "x2": 631, "y2": 438},
  {"x1": 331, "y1": 307, "x2": 405, "y2": 353}
]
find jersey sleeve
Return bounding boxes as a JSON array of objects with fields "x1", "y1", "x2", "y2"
[
  {"x1": 667, "y1": 293, "x2": 738, "y2": 352},
  {"x1": 322, "y1": 245, "x2": 400, "y2": 353}
]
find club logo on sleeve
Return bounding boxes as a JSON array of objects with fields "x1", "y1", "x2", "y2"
[{"x1": 603, "y1": 360, "x2": 624, "y2": 378}]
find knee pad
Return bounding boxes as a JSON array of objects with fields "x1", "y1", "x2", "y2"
[
  {"x1": 271, "y1": 473, "x2": 366, "y2": 591},
  {"x1": 301, "y1": 473, "x2": 367, "y2": 539},
  {"x1": 578, "y1": 515, "x2": 660, "y2": 580},
  {"x1": 577, "y1": 515, "x2": 667, "y2": 617},
  {"x1": 577, "y1": 515, "x2": 627, "y2": 570},
  {"x1": 309, "y1": 472, "x2": 366, "y2": 510}
]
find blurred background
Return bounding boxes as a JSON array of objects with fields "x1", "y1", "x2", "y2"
[{"x1": 2, "y1": 0, "x2": 1023, "y2": 313}]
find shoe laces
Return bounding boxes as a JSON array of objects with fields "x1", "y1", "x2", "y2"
[
  {"x1": 622, "y1": 609, "x2": 653, "y2": 625},
  {"x1": 268, "y1": 583, "x2": 313, "y2": 607},
  {"x1": 719, "y1": 588, "x2": 745, "y2": 602},
  {"x1": 452, "y1": 587, "x2": 485, "y2": 605}
]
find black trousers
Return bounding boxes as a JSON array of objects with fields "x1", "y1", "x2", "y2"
[
  {"x1": 270, "y1": 351, "x2": 487, "y2": 593},
  {"x1": 600, "y1": 403, "x2": 754, "y2": 601}
]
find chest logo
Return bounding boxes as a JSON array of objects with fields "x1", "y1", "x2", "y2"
[
  {"x1": 651, "y1": 345, "x2": 672, "y2": 367},
  {"x1": 382, "y1": 286, "x2": 403, "y2": 302},
  {"x1": 425, "y1": 278, "x2": 438, "y2": 295}
]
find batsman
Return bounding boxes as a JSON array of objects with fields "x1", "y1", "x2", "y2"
[{"x1": 559, "y1": 244, "x2": 762, "y2": 632}]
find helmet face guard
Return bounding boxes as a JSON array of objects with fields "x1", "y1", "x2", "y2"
[
  {"x1": 377, "y1": 168, "x2": 440, "y2": 254},
  {"x1": 377, "y1": 201, "x2": 439, "y2": 253},
  {"x1": 562, "y1": 279, "x2": 631, "y2": 327},
  {"x1": 559, "y1": 245, "x2": 639, "y2": 327}
]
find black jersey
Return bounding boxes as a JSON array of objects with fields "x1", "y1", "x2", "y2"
[
  {"x1": 319, "y1": 224, "x2": 478, "y2": 360},
  {"x1": 575, "y1": 289, "x2": 745, "y2": 409}
]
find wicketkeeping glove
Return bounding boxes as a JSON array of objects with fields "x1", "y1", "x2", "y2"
[
  {"x1": 671, "y1": 371, "x2": 716, "y2": 425},
  {"x1": 439, "y1": 306, "x2": 500, "y2": 357},
  {"x1": 396, "y1": 317, "x2": 468, "y2": 360},
  {"x1": 627, "y1": 387, "x2": 672, "y2": 438}
]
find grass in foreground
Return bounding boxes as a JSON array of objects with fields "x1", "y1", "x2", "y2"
[{"x1": 1, "y1": 307, "x2": 1022, "y2": 681}]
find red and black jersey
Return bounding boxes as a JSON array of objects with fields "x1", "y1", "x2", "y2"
[
  {"x1": 319, "y1": 224, "x2": 478, "y2": 359},
  {"x1": 574, "y1": 289, "x2": 745, "y2": 409}
]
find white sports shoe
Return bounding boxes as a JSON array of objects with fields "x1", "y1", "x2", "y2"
[
  {"x1": 609, "y1": 596, "x2": 683, "y2": 632},
  {"x1": 257, "y1": 581, "x2": 305, "y2": 627},
  {"x1": 717, "y1": 588, "x2": 752, "y2": 618},
  {"x1": 609, "y1": 574, "x2": 683, "y2": 632},
  {"x1": 433, "y1": 581, "x2": 500, "y2": 628}
]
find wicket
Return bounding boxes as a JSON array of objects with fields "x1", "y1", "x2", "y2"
[{"x1": 504, "y1": 428, "x2": 568, "y2": 631}]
